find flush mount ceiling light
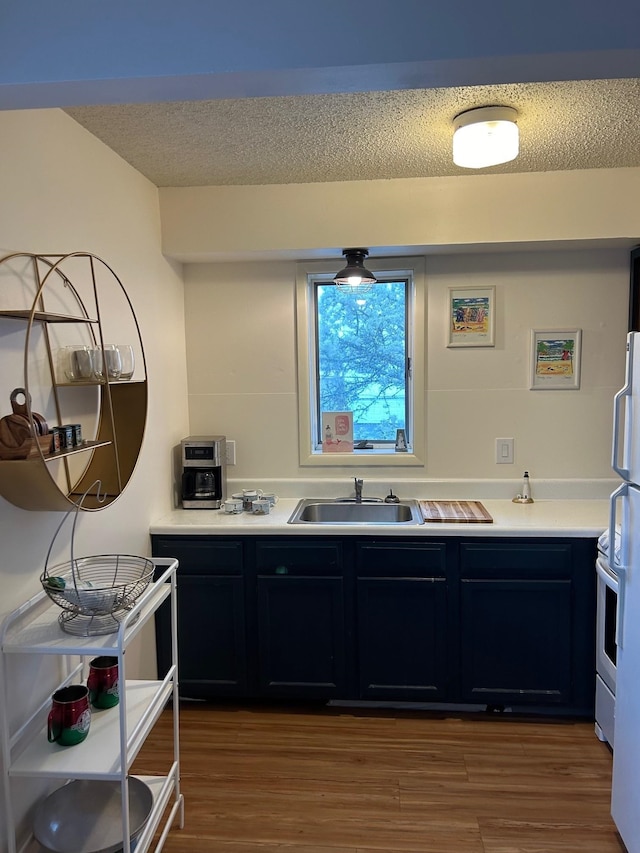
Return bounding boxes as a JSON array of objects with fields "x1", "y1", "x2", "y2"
[
  {"x1": 333, "y1": 248, "x2": 377, "y2": 289},
  {"x1": 452, "y1": 106, "x2": 519, "y2": 169}
]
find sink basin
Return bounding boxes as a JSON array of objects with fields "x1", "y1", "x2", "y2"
[{"x1": 287, "y1": 498, "x2": 424, "y2": 525}]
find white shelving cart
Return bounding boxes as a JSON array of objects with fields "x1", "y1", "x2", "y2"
[{"x1": 0, "y1": 558, "x2": 183, "y2": 853}]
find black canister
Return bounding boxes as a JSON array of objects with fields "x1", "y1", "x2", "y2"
[
  {"x1": 60, "y1": 425, "x2": 74, "y2": 449},
  {"x1": 70, "y1": 424, "x2": 83, "y2": 446},
  {"x1": 50, "y1": 426, "x2": 63, "y2": 453}
]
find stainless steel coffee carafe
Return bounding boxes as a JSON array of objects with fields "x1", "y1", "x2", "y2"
[{"x1": 194, "y1": 470, "x2": 216, "y2": 498}]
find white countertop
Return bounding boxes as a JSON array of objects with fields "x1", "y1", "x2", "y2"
[{"x1": 150, "y1": 498, "x2": 609, "y2": 538}]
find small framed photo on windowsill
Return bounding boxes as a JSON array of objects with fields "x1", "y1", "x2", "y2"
[
  {"x1": 448, "y1": 286, "x2": 495, "y2": 347},
  {"x1": 530, "y1": 329, "x2": 582, "y2": 390},
  {"x1": 321, "y1": 411, "x2": 354, "y2": 452}
]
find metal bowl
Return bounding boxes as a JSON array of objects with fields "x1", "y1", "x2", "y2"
[
  {"x1": 33, "y1": 777, "x2": 153, "y2": 853},
  {"x1": 41, "y1": 555, "x2": 154, "y2": 618}
]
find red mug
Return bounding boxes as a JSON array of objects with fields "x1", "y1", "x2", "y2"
[
  {"x1": 87, "y1": 656, "x2": 119, "y2": 709},
  {"x1": 47, "y1": 685, "x2": 91, "y2": 746}
]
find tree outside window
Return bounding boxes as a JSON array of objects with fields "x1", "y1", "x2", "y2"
[{"x1": 315, "y1": 279, "x2": 408, "y2": 445}]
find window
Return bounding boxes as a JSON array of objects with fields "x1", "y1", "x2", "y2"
[
  {"x1": 296, "y1": 256, "x2": 425, "y2": 467},
  {"x1": 316, "y1": 278, "x2": 408, "y2": 444}
]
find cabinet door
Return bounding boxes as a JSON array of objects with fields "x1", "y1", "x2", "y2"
[
  {"x1": 459, "y1": 542, "x2": 573, "y2": 707},
  {"x1": 172, "y1": 574, "x2": 247, "y2": 697},
  {"x1": 460, "y1": 578, "x2": 572, "y2": 705},
  {"x1": 357, "y1": 577, "x2": 447, "y2": 700},
  {"x1": 152, "y1": 537, "x2": 247, "y2": 698},
  {"x1": 356, "y1": 541, "x2": 448, "y2": 701},
  {"x1": 255, "y1": 540, "x2": 347, "y2": 698}
]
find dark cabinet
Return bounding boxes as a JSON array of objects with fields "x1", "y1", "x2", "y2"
[
  {"x1": 460, "y1": 577, "x2": 572, "y2": 706},
  {"x1": 254, "y1": 540, "x2": 348, "y2": 698},
  {"x1": 152, "y1": 537, "x2": 248, "y2": 698},
  {"x1": 355, "y1": 541, "x2": 448, "y2": 701},
  {"x1": 459, "y1": 541, "x2": 595, "y2": 713},
  {"x1": 151, "y1": 533, "x2": 596, "y2": 715}
]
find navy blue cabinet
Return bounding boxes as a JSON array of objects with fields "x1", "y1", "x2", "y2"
[
  {"x1": 458, "y1": 540, "x2": 596, "y2": 714},
  {"x1": 151, "y1": 533, "x2": 596, "y2": 714},
  {"x1": 255, "y1": 540, "x2": 348, "y2": 699},
  {"x1": 152, "y1": 537, "x2": 248, "y2": 698},
  {"x1": 355, "y1": 541, "x2": 449, "y2": 701},
  {"x1": 254, "y1": 540, "x2": 348, "y2": 698}
]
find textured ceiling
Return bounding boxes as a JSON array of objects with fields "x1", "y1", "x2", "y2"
[{"x1": 64, "y1": 78, "x2": 640, "y2": 188}]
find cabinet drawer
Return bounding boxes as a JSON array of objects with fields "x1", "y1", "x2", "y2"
[
  {"x1": 256, "y1": 540, "x2": 342, "y2": 574},
  {"x1": 356, "y1": 541, "x2": 446, "y2": 577},
  {"x1": 151, "y1": 536, "x2": 243, "y2": 575},
  {"x1": 460, "y1": 542, "x2": 572, "y2": 578}
]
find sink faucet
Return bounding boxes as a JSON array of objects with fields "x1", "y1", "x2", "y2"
[{"x1": 354, "y1": 478, "x2": 363, "y2": 503}]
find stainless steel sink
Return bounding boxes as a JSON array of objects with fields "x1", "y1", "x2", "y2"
[{"x1": 287, "y1": 498, "x2": 424, "y2": 525}]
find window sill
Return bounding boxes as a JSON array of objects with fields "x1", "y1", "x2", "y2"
[{"x1": 300, "y1": 450, "x2": 424, "y2": 468}]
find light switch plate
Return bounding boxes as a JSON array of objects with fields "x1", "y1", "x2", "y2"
[
  {"x1": 226, "y1": 440, "x2": 236, "y2": 465},
  {"x1": 495, "y1": 437, "x2": 514, "y2": 464}
]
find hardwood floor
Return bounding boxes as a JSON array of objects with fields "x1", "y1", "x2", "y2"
[{"x1": 132, "y1": 702, "x2": 624, "y2": 853}]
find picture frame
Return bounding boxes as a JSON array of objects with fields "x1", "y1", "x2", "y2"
[
  {"x1": 530, "y1": 329, "x2": 582, "y2": 390},
  {"x1": 321, "y1": 411, "x2": 354, "y2": 452},
  {"x1": 448, "y1": 286, "x2": 495, "y2": 347}
]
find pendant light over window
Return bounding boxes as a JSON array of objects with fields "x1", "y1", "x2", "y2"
[
  {"x1": 333, "y1": 248, "x2": 377, "y2": 290},
  {"x1": 453, "y1": 106, "x2": 519, "y2": 169}
]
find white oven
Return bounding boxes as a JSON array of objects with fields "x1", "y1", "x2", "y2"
[{"x1": 595, "y1": 552, "x2": 618, "y2": 747}]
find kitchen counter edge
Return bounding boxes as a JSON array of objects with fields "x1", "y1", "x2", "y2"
[{"x1": 150, "y1": 498, "x2": 609, "y2": 538}]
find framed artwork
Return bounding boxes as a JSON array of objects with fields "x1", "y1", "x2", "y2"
[
  {"x1": 530, "y1": 329, "x2": 582, "y2": 390},
  {"x1": 321, "y1": 411, "x2": 354, "y2": 452},
  {"x1": 448, "y1": 286, "x2": 495, "y2": 347}
]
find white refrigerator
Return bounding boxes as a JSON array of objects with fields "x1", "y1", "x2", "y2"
[{"x1": 610, "y1": 331, "x2": 640, "y2": 852}]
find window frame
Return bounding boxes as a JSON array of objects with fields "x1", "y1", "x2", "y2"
[{"x1": 295, "y1": 255, "x2": 425, "y2": 468}]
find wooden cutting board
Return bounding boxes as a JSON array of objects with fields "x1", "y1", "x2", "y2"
[{"x1": 419, "y1": 500, "x2": 493, "y2": 523}]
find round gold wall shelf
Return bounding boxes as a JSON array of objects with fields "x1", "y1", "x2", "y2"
[{"x1": 0, "y1": 252, "x2": 147, "y2": 511}]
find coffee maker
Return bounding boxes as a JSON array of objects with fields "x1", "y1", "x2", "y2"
[{"x1": 180, "y1": 436, "x2": 226, "y2": 509}]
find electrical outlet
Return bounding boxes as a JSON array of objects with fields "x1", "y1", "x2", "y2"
[
  {"x1": 495, "y1": 437, "x2": 514, "y2": 464},
  {"x1": 226, "y1": 440, "x2": 236, "y2": 466}
]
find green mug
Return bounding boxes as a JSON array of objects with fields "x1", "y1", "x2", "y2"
[
  {"x1": 87, "y1": 656, "x2": 119, "y2": 709},
  {"x1": 47, "y1": 685, "x2": 91, "y2": 746}
]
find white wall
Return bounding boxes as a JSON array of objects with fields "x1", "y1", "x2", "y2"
[
  {"x1": 160, "y1": 169, "x2": 640, "y2": 261},
  {"x1": 0, "y1": 106, "x2": 189, "y2": 614},
  {"x1": 0, "y1": 108, "x2": 190, "y2": 845},
  {"x1": 184, "y1": 248, "x2": 629, "y2": 490}
]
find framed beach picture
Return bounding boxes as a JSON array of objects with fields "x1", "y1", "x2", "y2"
[
  {"x1": 530, "y1": 329, "x2": 582, "y2": 390},
  {"x1": 448, "y1": 286, "x2": 495, "y2": 347}
]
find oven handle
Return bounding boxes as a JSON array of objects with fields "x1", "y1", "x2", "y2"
[{"x1": 597, "y1": 557, "x2": 626, "y2": 650}]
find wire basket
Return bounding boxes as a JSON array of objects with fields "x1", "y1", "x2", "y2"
[{"x1": 40, "y1": 481, "x2": 154, "y2": 636}]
